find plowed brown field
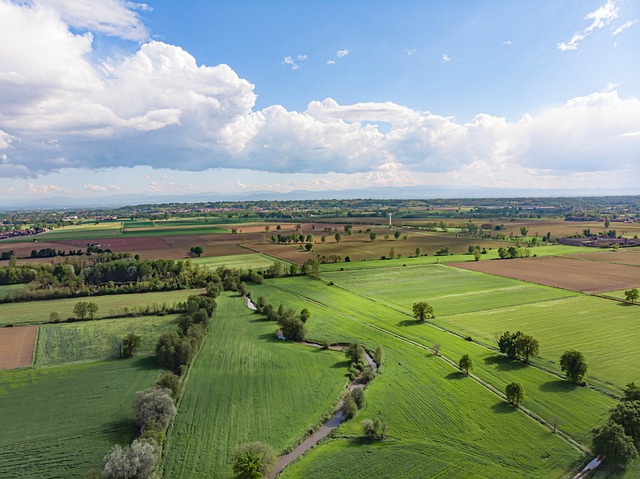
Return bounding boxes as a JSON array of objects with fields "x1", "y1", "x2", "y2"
[
  {"x1": 451, "y1": 256, "x2": 640, "y2": 293},
  {"x1": 0, "y1": 325, "x2": 37, "y2": 370}
]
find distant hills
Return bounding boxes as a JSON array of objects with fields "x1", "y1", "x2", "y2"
[{"x1": 3, "y1": 185, "x2": 639, "y2": 209}]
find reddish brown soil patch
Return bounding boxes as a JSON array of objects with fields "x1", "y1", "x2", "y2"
[
  {"x1": 564, "y1": 249, "x2": 640, "y2": 267},
  {"x1": 451, "y1": 256, "x2": 640, "y2": 293},
  {"x1": 0, "y1": 326, "x2": 37, "y2": 370}
]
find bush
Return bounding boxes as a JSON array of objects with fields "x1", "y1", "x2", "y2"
[
  {"x1": 341, "y1": 394, "x2": 358, "y2": 419},
  {"x1": 155, "y1": 371, "x2": 181, "y2": 399},
  {"x1": 232, "y1": 442, "x2": 276, "y2": 479},
  {"x1": 361, "y1": 417, "x2": 387, "y2": 441},
  {"x1": 102, "y1": 440, "x2": 156, "y2": 479},
  {"x1": 133, "y1": 388, "x2": 176, "y2": 432}
]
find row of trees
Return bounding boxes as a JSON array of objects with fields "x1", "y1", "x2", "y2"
[{"x1": 592, "y1": 382, "x2": 640, "y2": 466}]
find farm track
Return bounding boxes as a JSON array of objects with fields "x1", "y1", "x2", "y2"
[{"x1": 267, "y1": 282, "x2": 589, "y2": 455}]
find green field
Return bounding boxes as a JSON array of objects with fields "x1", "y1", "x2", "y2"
[
  {"x1": 162, "y1": 293, "x2": 349, "y2": 479},
  {"x1": 247, "y1": 279, "x2": 585, "y2": 478},
  {"x1": 0, "y1": 288, "x2": 202, "y2": 326},
  {"x1": 0, "y1": 283, "x2": 25, "y2": 299},
  {"x1": 251, "y1": 276, "x2": 615, "y2": 447},
  {"x1": 36, "y1": 314, "x2": 180, "y2": 365},
  {"x1": 193, "y1": 253, "x2": 289, "y2": 270},
  {"x1": 0, "y1": 355, "x2": 161, "y2": 478},
  {"x1": 318, "y1": 244, "x2": 593, "y2": 272},
  {"x1": 318, "y1": 264, "x2": 640, "y2": 392}
]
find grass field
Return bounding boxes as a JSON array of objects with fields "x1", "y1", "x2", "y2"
[
  {"x1": 162, "y1": 293, "x2": 349, "y2": 478},
  {"x1": 247, "y1": 280, "x2": 585, "y2": 478},
  {"x1": 192, "y1": 253, "x2": 289, "y2": 270},
  {"x1": 0, "y1": 288, "x2": 202, "y2": 326},
  {"x1": 318, "y1": 243, "x2": 592, "y2": 272},
  {"x1": 0, "y1": 355, "x2": 161, "y2": 478},
  {"x1": 250, "y1": 276, "x2": 615, "y2": 447},
  {"x1": 35, "y1": 314, "x2": 180, "y2": 365},
  {"x1": 0, "y1": 283, "x2": 25, "y2": 299},
  {"x1": 318, "y1": 264, "x2": 640, "y2": 391}
]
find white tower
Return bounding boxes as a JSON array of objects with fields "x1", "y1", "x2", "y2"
[{"x1": 388, "y1": 213, "x2": 393, "y2": 227}]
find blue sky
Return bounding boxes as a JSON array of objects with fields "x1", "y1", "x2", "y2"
[{"x1": 0, "y1": 0, "x2": 639, "y2": 201}]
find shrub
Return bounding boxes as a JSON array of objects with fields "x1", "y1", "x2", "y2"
[{"x1": 361, "y1": 417, "x2": 387, "y2": 441}]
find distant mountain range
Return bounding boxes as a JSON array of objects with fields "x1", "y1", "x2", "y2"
[{"x1": 3, "y1": 185, "x2": 640, "y2": 209}]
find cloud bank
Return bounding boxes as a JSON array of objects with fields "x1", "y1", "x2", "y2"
[{"x1": 0, "y1": 0, "x2": 639, "y2": 187}]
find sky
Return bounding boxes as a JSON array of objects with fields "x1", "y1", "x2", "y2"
[{"x1": 0, "y1": 0, "x2": 639, "y2": 202}]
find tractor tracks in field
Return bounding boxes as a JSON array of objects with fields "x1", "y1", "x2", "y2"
[{"x1": 269, "y1": 282, "x2": 589, "y2": 455}]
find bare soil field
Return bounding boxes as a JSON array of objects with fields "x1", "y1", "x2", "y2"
[
  {"x1": 564, "y1": 248, "x2": 640, "y2": 266},
  {"x1": 0, "y1": 326, "x2": 37, "y2": 370},
  {"x1": 451, "y1": 256, "x2": 640, "y2": 293}
]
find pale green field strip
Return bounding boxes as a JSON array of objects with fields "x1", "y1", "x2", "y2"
[
  {"x1": 249, "y1": 285, "x2": 583, "y2": 478},
  {"x1": 0, "y1": 283, "x2": 25, "y2": 299},
  {"x1": 35, "y1": 314, "x2": 180, "y2": 365},
  {"x1": 251, "y1": 277, "x2": 615, "y2": 447},
  {"x1": 162, "y1": 293, "x2": 349, "y2": 479},
  {"x1": 121, "y1": 226, "x2": 229, "y2": 236},
  {"x1": 193, "y1": 253, "x2": 289, "y2": 270},
  {"x1": 322, "y1": 264, "x2": 577, "y2": 317},
  {"x1": 0, "y1": 355, "x2": 161, "y2": 478},
  {"x1": 319, "y1": 244, "x2": 593, "y2": 272},
  {"x1": 598, "y1": 289, "x2": 640, "y2": 301},
  {"x1": 430, "y1": 295, "x2": 640, "y2": 391},
  {"x1": 0, "y1": 288, "x2": 202, "y2": 327}
]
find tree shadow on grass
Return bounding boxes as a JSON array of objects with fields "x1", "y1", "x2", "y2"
[
  {"x1": 446, "y1": 371, "x2": 465, "y2": 380},
  {"x1": 483, "y1": 355, "x2": 527, "y2": 371},
  {"x1": 249, "y1": 316, "x2": 271, "y2": 323},
  {"x1": 616, "y1": 302, "x2": 635, "y2": 307},
  {"x1": 257, "y1": 332, "x2": 278, "y2": 342},
  {"x1": 130, "y1": 355, "x2": 160, "y2": 371},
  {"x1": 539, "y1": 379, "x2": 577, "y2": 393},
  {"x1": 491, "y1": 401, "x2": 516, "y2": 414},
  {"x1": 102, "y1": 418, "x2": 137, "y2": 444},
  {"x1": 397, "y1": 319, "x2": 422, "y2": 327},
  {"x1": 331, "y1": 360, "x2": 351, "y2": 369}
]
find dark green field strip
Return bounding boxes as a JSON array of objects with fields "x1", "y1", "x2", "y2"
[
  {"x1": 162, "y1": 294, "x2": 348, "y2": 479},
  {"x1": 0, "y1": 288, "x2": 201, "y2": 327},
  {"x1": 35, "y1": 314, "x2": 179, "y2": 365},
  {"x1": 251, "y1": 277, "x2": 615, "y2": 447},
  {"x1": 321, "y1": 264, "x2": 577, "y2": 318},
  {"x1": 0, "y1": 355, "x2": 161, "y2": 478}
]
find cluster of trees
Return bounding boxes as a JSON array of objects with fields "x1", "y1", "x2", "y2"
[
  {"x1": 342, "y1": 388, "x2": 366, "y2": 419},
  {"x1": 345, "y1": 343, "x2": 377, "y2": 381},
  {"x1": 72, "y1": 301, "x2": 99, "y2": 320},
  {"x1": 497, "y1": 246, "x2": 531, "y2": 259},
  {"x1": 0, "y1": 250, "x2": 14, "y2": 261},
  {"x1": 269, "y1": 232, "x2": 313, "y2": 244},
  {"x1": 252, "y1": 297, "x2": 308, "y2": 341},
  {"x1": 592, "y1": 382, "x2": 640, "y2": 467},
  {"x1": 102, "y1": 373, "x2": 181, "y2": 479},
  {"x1": 467, "y1": 244, "x2": 487, "y2": 261},
  {"x1": 156, "y1": 293, "x2": 217, "y2": 373},
  {"x1": 361, "y1": 417, "x2": 388, "y2": 441},
  {"x1": 497, "y1": 331, "x2": 539, "y2": 363},
  {"x1": 435, "y1": 246, "x2": 451, "y2": 256}
]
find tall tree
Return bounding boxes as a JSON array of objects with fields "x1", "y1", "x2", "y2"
[
  {"x1": 625, "y1": 288, "x2": 639, "y2": 303},
  {"x1": 505, "y1": 382, "x2": 524, "y2": 406},
  {"x1": 412, "y1": 302, "x2": 434, "y2": 322},
  {"x1": 515, "y1": 334, "x2": 539, "y2": 363},
  {"x1": 560, "y1": 350, "x2": 588, "y2": 384},
  {"x1": 458, "y1": 354, "x2": 473, "y2": 375},
  {"x1": 592, "y1": 421, "x2": 637, "y2": 466}
]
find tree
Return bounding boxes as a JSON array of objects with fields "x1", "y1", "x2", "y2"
[
  {"x1": 305, "y1": 242, "x2": 313, "y2": 251},
  {"x1": 134, "y1": 388, "x2": 176, "y2": 432},
  {"x1": 374, "y1": 345, "x2": 385, "y2": 367},
  {"x1": 351, "y1": 387, "x2": 366, "y2": 409},
  {"x1": 155, "y1": 371, "x2": 181, "y2": 399},
  {"x1": 505, "y1": 382, "x2": 524, "y2": 406},
  {"x1": 515, "y1": 334, "x2": 539, "y2": 363},
  {"x1": 433, "y1": 343, "x2": 441, "y2": 356},
  {"x1": 335, "y1": 232, "x2": 342, "y2": 243},
  {"x1": 520, "y1": 226, "x2": 529, "y2": 236},
  {"x1": 342, "y1": 393, "x2": 359, "y2": 419},
  {"x1": 369, "y1": 232, "x2": 377, "y2": 242},
  {"x1": 121, "y1": 333, "x2": 141, "y2": 358},
  {"x1": 345, "y1": 343, "x2": 366, "y2": 364},
  {"x1": 361, "y1": 418, "x2": 387, "y2": 441},
  {"x1": 73, "y1": 302, "x2": 88, "y2": 320},
  {"x1": 560, "y1": 350, "x2": 588, "y2": 384},
  {"x1": 190, "y1": 246, "x2": 204, "y2": 257},
  {"x1": 412, "y1": 302, "x2": 434, "y2": 322},
  {"x1": 415, "y1": 247, "x2": 422, "y2": 257},
  {"x1": 623, "y1": 383, "x2": 640, "y2": 402},
  {"x1": 592, "y1": 420, "x2": 637, "y2": 466},
  {"x1": 625, "y1": 288, "x2": 639, "y2": 304},
  {"x1": 302, "y1": 258, "x2": 319, "y2": 274},
  {"x1": 394, "y1": 230, "x2": 401, "y2": 240},
  {"x1": 84, "y1": 302, "x2": 98, "y2": 320},
  {"x1": 102, "y1": 440, "x2": 156, "y2": 479},
  {"x1": 609, "y1": 401, "x2": 640, "y2": 447},
  {"x1": 458, "y1": 354, "x2": 473, "y2": 375},
  {"x1": 49, "y1": 311, "x2": 61, "y2": 323},
  {"x1": 232, "y1": 442, "x2": 276, "y2": 479},
  {"x1": 498, "y1": 331, "x2": 522, "y2": 360},
  {"x1": 473, "y1": 249, "x2": 482, "y2": 261},
  {"x1": 299, "y1": 308, "x2": 310, "y2": 323}
]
